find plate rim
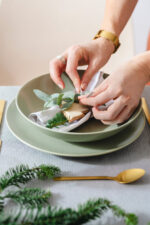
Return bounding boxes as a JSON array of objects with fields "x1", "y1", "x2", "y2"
[
  {"x1": 16, "y1": 73, "x2": 142, "y2": 136},
  {"x1": 6, "y1": 99, "x2": 146, "y2": 157}
]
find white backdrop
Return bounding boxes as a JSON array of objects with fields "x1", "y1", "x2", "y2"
[
  {"x1": 0, "y1": 0, "x2": 134, "y2": 85},
  {"x1": 132, "y1": 0, "x2": 150, "y2": 54}
]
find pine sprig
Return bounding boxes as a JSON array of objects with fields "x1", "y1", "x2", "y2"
[
  {"x1": 2, "y1": 188, "x2": 51, "y2": 208},
  {"x1": 0, "y1": 198, "x2": 138, "y2": 225},
  {"x1": 0, "y1": 164, "x2": 147, "y2": 225},
  {"x1": 0, "y1": 164, "x2": 61, "y2": 191},
  {"x1": 46, "y1": 112, "x2": 68, "y2": 128},
  {"x1": 0, "y1": 198, "x2": 4, "y2": 212},
  {"x1": 110, "y1": 204, "x2": 138, "y2": 225}
]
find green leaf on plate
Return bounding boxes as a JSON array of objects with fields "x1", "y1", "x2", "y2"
[
  {"x1": 43, "y1": 93, "x2": 60, "y2": 108},
  {"x1": 34, "y1": 89, "x2": 77, "y2": 111},
  {"x1": 46, "y1": 112, "x2": 68, "y2": 128},
  {"x1": 61, "y1": 99, "x2": 74, "y2": 111},
  {"x1": 57, "y1": 93, "x2": 64, "y2": 105},
  {"x1": 33, "y1": 89, "x2": 51, "y2": 102}
]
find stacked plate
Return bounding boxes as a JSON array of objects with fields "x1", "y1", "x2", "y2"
[{"x1": 6, "y1": 71, "x2": 145, "y2": 157}]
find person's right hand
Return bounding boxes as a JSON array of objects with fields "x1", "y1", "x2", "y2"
[
  {"x1": 79, "y1": 55, "x2": 150, "y2": 124},
  {"x1": 49, "y1": 38, "x2": 114, "y2": 93}
]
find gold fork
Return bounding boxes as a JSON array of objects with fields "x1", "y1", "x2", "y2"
[{"x1": 0, "y1": 100, "x2": 5, "y2": 148}]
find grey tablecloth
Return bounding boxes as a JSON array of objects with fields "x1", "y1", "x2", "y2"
[{"x1": 0, "y1": 86, "x2": 150, "y2": 225}]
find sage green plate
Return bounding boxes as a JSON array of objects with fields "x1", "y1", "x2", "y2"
[
  {"x1": 6, "y1": 100, "x2": 145, "y2": 157},
  {"x1": 16, "y1": 71, "x2": 142, "y2": 142}
]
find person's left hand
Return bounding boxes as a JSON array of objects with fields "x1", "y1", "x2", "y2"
[{"x1": 79, "y1": 59, "x2": 150, "y2": 124}]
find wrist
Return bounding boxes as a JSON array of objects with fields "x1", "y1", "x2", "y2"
[
  {"x1": 100, "y1": 24, "x2": 121, "y2": 37},
  {"x1": 94, "y1": 37, "x2": 115, "y2": 55},
  {"x1": 93, "y1": 30, "x2": 120, "y2": 53},
  {"x1": 131, "y1": 53, "x2": 150, "y2": 83}
]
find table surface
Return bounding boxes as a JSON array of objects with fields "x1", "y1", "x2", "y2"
[{"x1": 0, "y1": 86, "x2": 150, "y2": 225}]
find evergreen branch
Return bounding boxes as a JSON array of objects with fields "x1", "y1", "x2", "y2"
[
  {"x1": 0, "y1": 212, "x2": 19, "y2": 225},
  {"x1": 0, "y1": 164, "x2": 61, "y2": 191},
  {"x1": 110, "y1": 204, "x2": 138, "y2": 225},
  {"x1": 0, "y1": 198, "x2": 139, "y2": 225},
  {"x1": 2, "y1": 188, "x2": 51, "y2": 208},
  {"x1": 46, "y1": 112, "x2": 68, "y2": 128},
  {"x1": 0, "y1": 198, "x2": 4, "y2": 212}
]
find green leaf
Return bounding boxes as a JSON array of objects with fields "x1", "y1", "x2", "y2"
[
  {"x1": 62, "y1": 97, "x2": 72, "y2": 102},
  {"x1": 33, "y1": 89, "x2": 51, "y2": 102},
  {"x1": 57, "y1": 93, "x2": 64, "y2": 105},
  {"x1": 61, "y1": 99, "x2": 74, "y2": 111},
  {"x1": 62, "y1": 91, "x2": 75, "y2": 100},
  {"x1": 44, "y1": 93, "x2": 60, "y2": 108},
  {"x1": 44, "y1": 97, "x2": 58, "y2": 108},
  {"x1": 34, "y1": 89, "x2": 76, "y2": 110},
  {"x1": 61, "y1": 91, "x2": 75, "y2": 110},
  {"x1": 46, "y1": 112, "x2": 67, "y2": 128}
]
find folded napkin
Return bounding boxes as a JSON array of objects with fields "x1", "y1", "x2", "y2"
[{"x1": 29, "y1": 71, "x2": 113, "y2": 132}]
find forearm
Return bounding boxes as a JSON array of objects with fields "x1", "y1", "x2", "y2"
[
  {"x1": 132, "y1": 51, "x2": 150, "y2": 82},
  {"x1": 101, "y1": 0, "x2": 138, "y2": 36}
]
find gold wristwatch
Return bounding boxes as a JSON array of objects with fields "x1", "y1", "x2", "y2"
[{"x1": 93, "y1": 30, "x2": 120, "y2": 53}]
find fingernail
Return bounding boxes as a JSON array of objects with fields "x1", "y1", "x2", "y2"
[
  {"x1": 76, "y1": 87, "x2": 80, "y2": 93},
  {"x1": 58, "y1": 84, "x2": 63, "y2": 89},
  {"x1": 81, "y1": 82, "x2": 87, "y2": 90}
]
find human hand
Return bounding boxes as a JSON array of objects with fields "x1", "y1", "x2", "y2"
[
  {"x1": 80, "y1": 58, "x2": 150, "y2": 124},
  {"x1": 49, "y1": 38, "x2": 114, "y2": 93}
]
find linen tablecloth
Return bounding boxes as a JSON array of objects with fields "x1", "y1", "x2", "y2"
[{"x1": 0, "y1": 86, "x2": 150, "y2": 225}]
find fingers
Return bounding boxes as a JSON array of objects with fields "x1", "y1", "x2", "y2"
[
  {"x1": 91, "y1": 81, "x2": 108, "y2": 97},
  {"x1": 100, "y1": 106, "x2": 136, "y2": 125},
  {"x1": 49, "y1": 56, "x2": 66, "y2": 89},
  {"x1": 49, "y1": 53, "x2": 80, "y2": 92},
  {"x1": 81, "y1": 62, "x2": 99, "y2": 90},
  {"x1": 49, "y1": 45, "x2": 85, "y2": 92},
  {"x1": 92, "y1": 96, "x2": 128, "y2": 121},
  {"x1": 65, "y1": 51, "x2": 81, "y2": 93},
  {"x1": 79, "y1": 88, "x2": 112, "y2": 107}
]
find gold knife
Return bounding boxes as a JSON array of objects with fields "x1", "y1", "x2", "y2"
[{"x1": 142, "y1": 97, "x2": 150, "y2": 125}]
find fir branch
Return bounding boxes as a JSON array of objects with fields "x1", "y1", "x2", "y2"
[
  {"x1": 110, "y1": 204, "x2": 138, "y2": 225},
  {"x1": 46, "y1": 112, "x2": 67, "y2": 128},
  {"x1": 2, "y1": 188, "x2": 51, "y2": 208},
  {"x1": 0, "y1": 198, "x2": 4, "y2": 212},
  {"x1": 0, "y1": 164, "x2": 61, "y2": 191},
  {"x1": 0, "y1": 164, "x2": 143, "y2": 225},
  {"x1": 0, "y1": 198, "x2": 139, "y2": 225},
  {"x1": 0, "y1": 212, "x2": 19, "y2": 225}
]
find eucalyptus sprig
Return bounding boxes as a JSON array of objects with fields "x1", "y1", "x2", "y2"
[{"x1": 33, "y1": 89, "x2": 79, "y2": 110}]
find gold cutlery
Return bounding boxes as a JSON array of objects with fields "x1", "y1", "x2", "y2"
[
  {"x1": 142, "y1": 97, "x2": 150, "y2": 125},
  {"x1": 54, "y1": 168, "x2": 145, "y2": 184},
  {"x1": 0, "y1": 100, "x2": 6, "y2": 148}
]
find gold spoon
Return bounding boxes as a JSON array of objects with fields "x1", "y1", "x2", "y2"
[{"x1": 54, "y1": 168, "x2": 145, "y2": 184}]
